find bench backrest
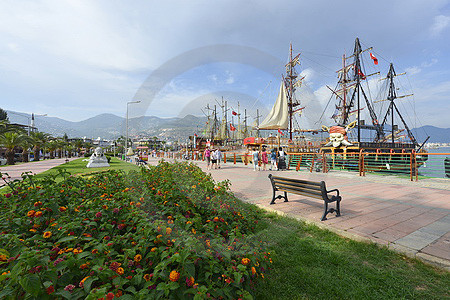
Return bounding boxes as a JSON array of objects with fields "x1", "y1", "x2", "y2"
[{"x1": 269, "y1": 174, "x2": 326, "y2": 200}]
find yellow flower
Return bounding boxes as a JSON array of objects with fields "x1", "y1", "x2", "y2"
[
  {"x1": 43, "y1": 231, "x2": 52, "y2": 238},
  {"x1": 29, "y1": 229, "x2": 37, "y2": 232},
  {"x1": 0, "y1": 254, "x2": 7, "y2": 261},
  {"x1": 191, "y1": 228, "x2": 196, "y2": 234},
  {"x1": 73, "y1": 249, "x2": 83, "y2": 254},
  {"x1": 241, "y1": 258, "x2": 250, "y2": 266},
  {"x1": 186, "y1": 221, "x2": 192, "y2": 224},
  {"x1": 116, "y1": 267, "x2": 124, "y2": 275},
  {"x1": 27, "y1": 210, "x2": 35, "y2": 217},
  {"x1": 251, "y1": 267, "x2": 256, "y2": 275},
  {"x1": 150, "y1": 247, "x2": 157, "y2": 252},
  {"x1": 169, "y1": 270, "x2": 180, "y2": 282},
  {"x1": 65, "y1": 248, "x2": 73, "y2": 253},
  {"x1": 166, "y1": 227, "x2": 172, "y2": 235},
  {"x1": 143, "y1": 273, "x2": 151, "y2": 281},
  {"x1": 134, "y1": 254, "x2": 142, "y2": 262}
]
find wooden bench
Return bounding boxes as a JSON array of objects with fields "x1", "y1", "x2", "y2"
[{"x1": 268, "y1": 174, "x2": 341, "y2": 221}]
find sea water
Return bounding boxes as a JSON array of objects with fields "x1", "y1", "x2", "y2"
[{"x1": 418, "y1": 147, "x2": 450, "y2": 178}]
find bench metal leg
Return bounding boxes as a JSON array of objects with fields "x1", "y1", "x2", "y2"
[
  {"x1": 270, "y1": 191, "x2": 288, "y2": 205},
  {"x1": 321, "y1": 199, "x2": 341, "y2": 221},
  {"x1": 336, "y1": 198, "x2": 341, "y2": 217}
]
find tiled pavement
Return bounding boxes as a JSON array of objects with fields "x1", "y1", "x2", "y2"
[
  {"x1": 148, "y1": 157, "x2": 450, "y2": 270},
  {"x1": 0, "y1": 158, "x2": 78, "y2": 186}
]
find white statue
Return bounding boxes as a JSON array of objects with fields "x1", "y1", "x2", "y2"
[{"x1": 86, "y1": 147, "x2": 110, "y2": 168}]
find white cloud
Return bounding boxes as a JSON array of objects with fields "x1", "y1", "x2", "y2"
[
  {"x1": 225, "y1": 71, "x2": 235, "y2": 84},
  {"x1": 430, "y1": 15, "x2": 450, "y2": 36},
  {"x1": 405, "y1": 66, "x2": 421, "y2": 75}
]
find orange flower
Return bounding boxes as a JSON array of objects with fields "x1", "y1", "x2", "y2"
[
  {"x1": 134, "y1": 254, "x2": 142, "y2": 262},
  {"x1": 27, "y1": 210, "x2": 35, "y2": 217},
  {"x1": 191, "y1": 228, "x2": 196, "y2": 234},
  {"x1": 73, "y1": 249, "x2": 83, "y2": 254},
  {"x1": 80, "y1": 276, "x2": 90, "y2": 287},
  {"x1": 169, "y1": 270, "x2": 180, "y2": 282},
  {"x1": 150, "y1": 247, "x2": 157, "y2": 252},
  {"x1": 251, "y1": 267, "x2": 256, "y2": 275},
  {"x1": 92, "y1": 249, "x2": 98, "y2": 254},
  {"x1": 0, "y1": 254, "x2": 7, "y2": 261},
  {"x1": 213, "y1": 217, "x2": 219, "y2": 222},
  {"x1": 205, "y1": 240, "x2": 211, "y2": 247},
  {"x1": 80, "y1": 263, "x2": 89, "y2": 269},
  {"x1": 136, "y1": 202, "x2": 141, "y2": 207},
  {"x1": 241, "y1": 258, "x2": 250, "y2": 265},
  {"x1": 29, "y1": 228, "x2": 37, "y2": 232},
  {"x1": 43, "y1": 231, "x2": 52, "y2": 238},
  {"x1": 166, "y1": 227, "x2": 172, "y2": 235},
  {"x1": 35, "y1": 211, "x2": 43, "y2": 217},
  {"x1": 116, "y1": 267, "x2": 124, "y2": 275},
  {"x1": 59, "y1": 207, "x2": 67, "y2": 212},
  {"x1": 143, "y1": 273, "x2": 152, "y2": 281}
]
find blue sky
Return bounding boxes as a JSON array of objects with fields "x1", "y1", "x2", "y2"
[{"x1": 0, "y1": 0, "x2": 449, "y2": 128}]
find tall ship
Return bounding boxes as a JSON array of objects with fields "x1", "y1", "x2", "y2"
[{"x1": 320, "y1": 38, "x2": 429, "y2": 172}]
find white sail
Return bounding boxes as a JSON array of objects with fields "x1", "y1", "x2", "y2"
[{"x1": 258, "y1": 82, "x2": 289, "y2": 130}]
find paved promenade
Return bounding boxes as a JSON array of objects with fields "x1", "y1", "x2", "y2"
[
  {"x1": 0, "y1": 158, "x2": 78, "y2": 185},
  {"x1": 149, "y1": 157, "x2": 450, "y2": 270}
]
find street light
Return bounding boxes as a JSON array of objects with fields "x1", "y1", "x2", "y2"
[{"x1": 126, "y1": 100, "x2": 141, "y2": 159}]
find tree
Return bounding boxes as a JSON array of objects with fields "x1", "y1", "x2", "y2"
[
  {"x1": 0, "y1": 108, "x2": 8, "y2": 121},
  {"x1": 31, "y1": 131, "x2": 50, "y2": 161},
  {"x1": 0, "y1": 132, "x2": 32, "y2": 165}
]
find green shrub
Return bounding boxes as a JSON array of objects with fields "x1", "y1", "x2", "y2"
[
  {"x1": 105, "y1": 155, "x2": 111, "y2": 163},
  {"x1": 0, "y1": 162, "x2": 270, "y2": 299}
]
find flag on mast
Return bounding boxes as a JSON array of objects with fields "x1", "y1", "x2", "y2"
[
  {"x1": 232, "y1": 111, "x2": 237, "y2": 116},
  {"x1": 278, "y1": 129, "x2": 284, "y2": 136},
  {"x1": 230, "y1": 124, "x2": 236, "y2": 131},
  {"x1": 369, "y1": 53, "x2": 378, "y2": 65}
]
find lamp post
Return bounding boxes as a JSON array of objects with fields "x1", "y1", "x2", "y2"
[{"x1": 126, "y1": 100, "x2": 141, "y2": 159}]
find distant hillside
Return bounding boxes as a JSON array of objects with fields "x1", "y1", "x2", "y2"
[
  {"x1": 7, "y1": 111, "x2": 207, "y2": 140},
  {"x1": 6, "y1": 110, "x2": 448, "y2": 143},
  {"x1": 411, "y1": 126, "x2": 450, "y2": 143}
]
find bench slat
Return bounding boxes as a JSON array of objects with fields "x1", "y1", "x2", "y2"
[
  {"x1": 273, "y1": 179, "x2": 323, "y2": 192},
  {"x1": 276, "y1": 185, "x2": 323, "y2": 199},
  {"x1": 271, "y1": 176, "x2": 322, "y2": 187}
]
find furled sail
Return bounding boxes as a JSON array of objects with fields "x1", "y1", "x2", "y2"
[{"x1": 258, "y1": 82, "x2": 289, "y2": 130}]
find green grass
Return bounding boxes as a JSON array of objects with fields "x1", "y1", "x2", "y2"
[
  {"x1": 33, "y1": 157, "x2": 140, "y2": 179},
  {"x1": 252, "y1": 214, "x2": 449, "y2": 299}
]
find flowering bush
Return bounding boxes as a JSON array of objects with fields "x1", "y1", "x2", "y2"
[{"x1": 0, "y1": 161, "x2": 271, "y2": 299}]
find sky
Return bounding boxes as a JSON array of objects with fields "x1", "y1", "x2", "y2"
[{"x1": 0, "y1": 0, "x2": 449, "y2": 129}]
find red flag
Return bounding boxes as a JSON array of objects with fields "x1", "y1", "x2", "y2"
[
  {"x1": 357, "y1": 68, "x2": 366, "y2": 80},
  {"x1": 278, "y1": 129, "x2": 284, "y2": 136},
  {"x1": 232, "y1": 111, "x2": 237, "y2": 116},
  {"x1": 230, "y1": 124, "x2": 236, "y2": 131},
  {"x1": 194, "y1": 133, "x2": 197, "y2": 137},
  {"x1": 369, "y1": 52, "x2": 378, "y2": 65}
]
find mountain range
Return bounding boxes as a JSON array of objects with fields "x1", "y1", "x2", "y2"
[{"x1": 6, "y1": 110, "x2": 450, "y2": 143}]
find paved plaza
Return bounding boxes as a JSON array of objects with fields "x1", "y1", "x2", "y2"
[{"x1": 148, "y1": 157, "x2": 450, "y2": 270}]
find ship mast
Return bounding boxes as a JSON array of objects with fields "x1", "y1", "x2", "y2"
[
  {"x1": 285, "y1": 44, "x2": 303, "y2": 140},
  {"x1": 380, "y1": 63, "x2": 419, "y2": 147},
  {"x1": 347, "y1": 38, "x2": 383, "y2": 143}
]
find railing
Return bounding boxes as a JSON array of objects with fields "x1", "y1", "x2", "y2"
[
  {"x1": 288, "y1": 151, "x2": 450, "y2": 181},
  {"x1": 145, "y1": 150, "x2": 449, "y2": 181}
]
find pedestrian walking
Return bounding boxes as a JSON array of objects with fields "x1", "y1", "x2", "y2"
[
  {"x1": 205, "y1": 147, "x2": 211, "y2": 170},
  {"x1": 215, "y1": 148, "x2": 222, "y2": 169},
  {"x1": 261, "y1": 147, "x2": 268, "y2": 171},
  {"x1": 270, "y1": 148, "x2": 277, "y2": 170},
  {"x1": 211, "y1": 149, "x2": 217, "y2": 169},
  {"x1": 252, "y1": 147, "x2": 260, "y2": 171}
]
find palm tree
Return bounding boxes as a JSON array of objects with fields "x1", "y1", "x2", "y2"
[
  {"x1": 30, "y1": 131, "x2": 50, "y2": 161},
  {"x1": 20, "y1": 138, "x2": 33, "y2": 163},
  {"x1": 47, "y1": 140, "x2": 58, "y2": 159},
  {"x1": 73, "y1": 139, "x2": 83, "y2": 157},
  {"x1": 0, "y1": 132, "x2": 32, "y2": 165}
]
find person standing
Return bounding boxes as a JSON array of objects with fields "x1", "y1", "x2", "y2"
[
  {"x1": 277, "y1": 147, "x2": 287, "y2": 170},
  {"x1": 261, "y1": 147, "x2": 268, "y2": 171},
  {"x1": 215, "y1": 148, "x2": 222, "y2": 169},
  {"x1": 270, "y1": 148, "x2": 277, "y2": 170},
  {"x1": 252, "y1": 147, "x2": 260, "y2": 171},
  {"x1": 205, "y1": 147, "x2": 211, "y2": 170},
  {"x1": 211, "y1": 148, "x2": 217, "y2": 169}
]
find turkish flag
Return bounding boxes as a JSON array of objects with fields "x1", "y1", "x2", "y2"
[
  {"x1": 357, "y1": 68, "x2": 366, "y2": 80},
  {"x1": 230, "y1": 124, "x2": 236, "y2": 131},
  {"x1": 369, "y1": 53, "x2": 378, "y2": 65},
  {"x1": 232, "y1": 111, "x2": 237, "y2": 116},
  {"x1": 278, "y1": 129, "x2": 284, "y2": 136}
]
